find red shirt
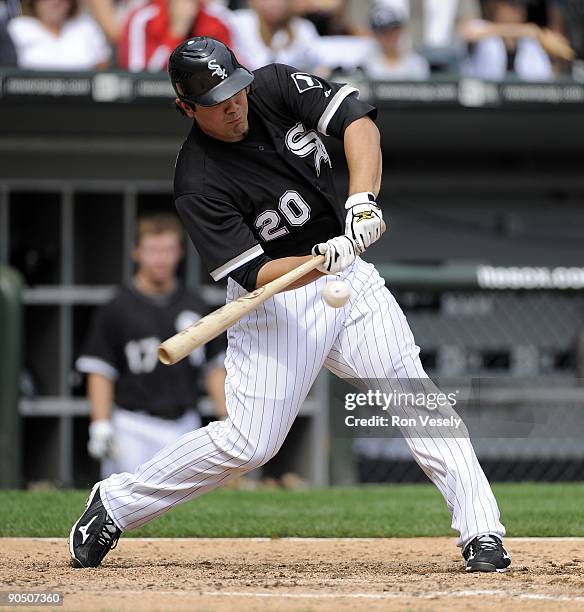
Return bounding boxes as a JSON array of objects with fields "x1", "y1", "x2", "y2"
[{"x1": 119, "y1": 1, "x2": 232, "y2": 71}]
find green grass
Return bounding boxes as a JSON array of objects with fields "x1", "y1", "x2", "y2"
[{"x1": 1, "y1": 483, "x2": 583, "y2": 538}]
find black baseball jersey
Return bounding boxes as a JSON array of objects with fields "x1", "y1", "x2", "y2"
[
  {"x1": 174, "y1": 63, "x2": 377, "y2": 292},
  {"x1": 76, "y1": 284, "x2": 225, "y2": 419}
]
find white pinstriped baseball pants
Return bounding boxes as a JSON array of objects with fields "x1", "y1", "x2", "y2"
[{"x1": 101, "y1": 258, "x2": 505, "y2": 548}]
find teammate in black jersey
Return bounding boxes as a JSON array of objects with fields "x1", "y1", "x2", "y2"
[{"x1": 76, "y1": 213, "x2": 226, "y2": 478}]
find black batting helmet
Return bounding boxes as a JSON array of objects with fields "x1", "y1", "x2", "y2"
[{"x1": 168, "y1": 37, "x2": 254, "y2": 107}]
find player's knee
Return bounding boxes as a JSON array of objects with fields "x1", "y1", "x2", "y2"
[
  {"x1": 219, "y1": 444, "x2": 276, "y2": 473},
  {"x1": 206, "y1": 419, "x2": 280, "y2": 470},
  {"x1": 242, "y1": 443, "x2": 279, "y2": 470},
  {"x1": 231, "y1": 438, "x2": 280, "y2": 470}
]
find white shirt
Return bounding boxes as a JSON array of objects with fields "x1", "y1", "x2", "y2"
[
  {"x1": 230, "y1": 9, "x2": 320, "y2": 71},
  {"x1": 362, "y1": 45, "x2": 430, "y2": 80},
  {"x1": 311, "y1": 35, "x2": 378, "y2": 71},
  {"x1": 8, "y1": 15, "x2": 111, "y2": 70},
  {"x1": 377, "y1": 0, "x2": 479, "y2": 48},
  {"x1": 464, "y1": 36, "x2": 554, "y2": 82},
  {"x1": 424, "y1": 0, "x2": 460, "y2": 48}
]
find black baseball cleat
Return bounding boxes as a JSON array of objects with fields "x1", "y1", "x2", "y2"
[
  {"x1": 463, "y1": 534, "x2": 511, "y2": 573},
  {"x1": 69, "y1": 482, "x2": 122, "y2": 568}
]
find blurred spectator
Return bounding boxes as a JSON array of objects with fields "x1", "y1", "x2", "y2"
[
  {"x1": 360, "y1": 3, "x2": 429, "y2": 79},
  {"x1": 550, "y1": 0, "x2": 584, "y2": 62},
  {"x1": 0, "y1": 17, "x2": 17, "y2": 66},
  {"x1": 533, "y1": 0, "x2": 576, "y2": 74},
  {"x1": 525, "y1": 0, "x2": 548, "y2": 26},
  {"x1": 343, "y1": 0, "x2": 376, "y2": 30},
  {"x1": 209, "y1": 0, "x2": 244, "y2": 7},
  {"x1": 462, "y1": 0, "x2": 574, "y2": 80},
  {"x1": 8, "y1": 0, "x2": 111, "y2": 70},
  {"x1": 84, "y1": 0, "x2": 222, "y2": 47},
  {"x1": 83, "y1": 0, "x2": 146, "y2": 44},
  {"x1": 375, "y1": 0, "x2": 482, "y2": 70},
  {"x1": 547, "y1": 0, "x2": 565, "y2": 33},
  {"x1": 0, "y1": 0, "x2": 21, "y2": 20},
  {"x1": 231, "y1": 0, "x2": 320, "y2": 70},
  {"x1": 295, "y1": 0, "x2": 358, "y2": 36},
  {"x1": 118, "y1": 0, "x2": 232, "y2": 71}
]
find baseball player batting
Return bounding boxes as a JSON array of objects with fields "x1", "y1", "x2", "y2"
[{"x1": 69, "y1": 36, "x2": 511, "y2": 573}]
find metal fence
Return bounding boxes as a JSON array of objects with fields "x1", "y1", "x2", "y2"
[{"x1": 333, "y1": 265, "x2": 584, "y2": 483}]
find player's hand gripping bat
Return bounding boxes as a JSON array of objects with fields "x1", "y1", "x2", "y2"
[{"x1": 158, "y1": 255, "x2": 325, "y2": 365}]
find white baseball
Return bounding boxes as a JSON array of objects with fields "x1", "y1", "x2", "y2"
[{"x1": 322, "y1": 280, "x2": 351, "y2": 308}]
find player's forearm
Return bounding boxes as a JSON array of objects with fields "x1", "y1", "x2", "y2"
[
  {"x1": 256, "y1": 256, "x2": 324, "y2": 291},
  {"x1": 344, "y1": 117, "x2": 382, "y2": 197},
  {"x1": 87, "y1": 373, "x2": 114, "y2": 422},
  {"x1": 204, "y1": 367, "x2": 227, "y2": 418}
]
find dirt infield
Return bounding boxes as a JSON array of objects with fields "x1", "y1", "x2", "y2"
[{"x1": 1, "y1": 538, "x2": 584, "y2": 611}]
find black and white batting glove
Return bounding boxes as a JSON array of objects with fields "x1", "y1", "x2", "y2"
[
  {"x1": 312, "y1": 235, "x2": 358, "y2": 275},
  {"x1": 344, "y1": 192, "x2": 385, "y2": 252}
]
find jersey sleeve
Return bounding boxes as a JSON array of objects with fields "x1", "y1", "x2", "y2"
[
  {"x1": 175, "y1": 193, "x2": 267, "y2": 284},
  {"x1": 75, "y1": 303, "x2": 123, "y2": 380},
  {"x1": 271, "y1": 63, "x2": 378, "y2": 138}
]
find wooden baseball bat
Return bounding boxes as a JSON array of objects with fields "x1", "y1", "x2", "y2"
[{"x1": 158, "y1": 255, "x2": 325, "y2": 365}]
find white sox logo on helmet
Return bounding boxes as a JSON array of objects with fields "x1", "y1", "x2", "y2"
[
  {"x1": 285, "y1": 122, "x2": 332, "y2": 177},
  {"x1": 208, "y1": 59, "x2": 228, "y2": 80}
]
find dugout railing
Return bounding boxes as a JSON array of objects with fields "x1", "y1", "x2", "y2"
[{"x1": 0, "y1": 179, "x2": 330, "y2": 488}]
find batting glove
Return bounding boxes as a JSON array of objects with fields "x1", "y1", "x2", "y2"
[
  {"x1": 87, "y1": 420, "x2": 116, "y2": 460},
  {"x1": 312, "y1": 235, "x2": 358, "y2": 275},
  {"x1": 344, "y1": 192, "x2": 384, "y2": 252}
]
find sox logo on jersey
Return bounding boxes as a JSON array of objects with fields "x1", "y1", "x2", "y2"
[{"x1": 285, "y1": 122, "x2": 331, "y2": 177}]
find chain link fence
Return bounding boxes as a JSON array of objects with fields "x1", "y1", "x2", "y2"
[{"x1": 333, "y1": 265, "x2": 584, "y2": 483}]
